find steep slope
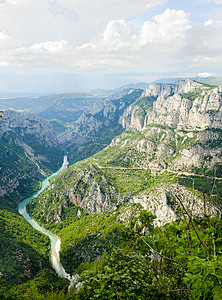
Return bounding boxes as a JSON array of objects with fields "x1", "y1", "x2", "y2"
[
  {"x1": 117, "y1": 80, "x2": 222, "y2": 200},
  {"x1": 27, "y1": 80, "x2": 221, "y2": 276},
  {"x1": 59, "y1": 89, "x2": 143, "y2": 164},
  {"x1": 0, "y1": 209, "x2": 51, "y2": 285},
  {"x1": 96, "y1": 126, "x2": 221, "y2": 180},
  {"x1": 0, "y1": 110, "x2": 63, "y2": 210},
  {"x1": 120, "y1": 79, "x2": 222, "y2": 131},
  {"x1": 0, "y1": 110, "x2": 68, "y2": 298},
  {"x1": 27, "y1": 159, "x2": 219, "y2": 274}
]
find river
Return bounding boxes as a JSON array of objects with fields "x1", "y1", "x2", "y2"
[{"x1": 18, "y1": 155, "x2": 71, "y2": 280}]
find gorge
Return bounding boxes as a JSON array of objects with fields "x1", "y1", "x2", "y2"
[
  {"x1": 0, "y1": 79, "x2": 222, "y2": 299},
  {"x1": 18, "y1": 156, "x2": 70, "y2": 280}
]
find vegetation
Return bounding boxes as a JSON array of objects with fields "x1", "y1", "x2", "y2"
[
  {"x1": 2, "y1": 208, "x2": 222, "y2": 299},
  {"x1": 28, "y1": 199, "x2": 127, "y2": 274},
  {"x1": 76, "y1": 212, "x2": 222, "y2": 299},
  {"x1": 0, "y1": 208, "x2": 69, "y2": 294},
  {"x1": 1, "y1": 80, "x2": 221, "y2": 299},
  {"x1": 181, "y1": 89, "x2": 205, "y2": 101},
  {"x1": 0, "y1": 122, "x2": 64, "y2": 210}
]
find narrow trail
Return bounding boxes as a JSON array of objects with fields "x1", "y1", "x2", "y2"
[{"x1": 93, "y1": 159, "x2": 222, "y2": 180}]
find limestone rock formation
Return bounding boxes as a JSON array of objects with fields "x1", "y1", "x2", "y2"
[
  {"x1": 59, "y1": 89, "x2": 143, "y2": 163},
  {"x1": 131, "y1": 183, "x2": 220, "y2": 226},
  {"x1": 120, "y1": 80, "x2": 222, "y2": 131}
]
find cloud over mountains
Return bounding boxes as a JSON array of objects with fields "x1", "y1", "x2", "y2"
[{"x1": 0, "y1": 0, "x2": 221, "y2": 80}]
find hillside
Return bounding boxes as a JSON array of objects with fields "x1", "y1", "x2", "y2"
[
  {"x1": 1, "y1": 79, "x2": 222, "y2": 299},
  {"x1": 0, "y1": 207, "x2": 69, "y2": 298},
  {"x1": 26, "y1": 80, "x2": 221, "y2": 278},
  {"x1": 0, "y1": 110, "x2": 64, "y2": 210},
  {"x1": 59, "y1": 88, "x2": 143, "y2": 164}
]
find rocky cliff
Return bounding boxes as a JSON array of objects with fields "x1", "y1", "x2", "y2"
[
  {"x1": 130, "y1": 183, "x2": 220, "y2": 226},
  {"x1": 27, "y1": 160, "x2": 120, "y2": 222},
  {"x1": 0, "y1": 110, "x2": 63, "y2": 210},
  {"x1": 120, "y1": 79, "x2": 222, "y2": 131},
  {"x1": 28, "y1": 80, "x2": 222, "y2": 221},
  {"x1": 116, "y1": 80, "x2": 222, "y2": 191},
  {"x1": 59, "y1": 89, "x2": 143, "y2": 164}
]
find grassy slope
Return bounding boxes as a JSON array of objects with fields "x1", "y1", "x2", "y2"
[{"x1": 93, "y1": 126, "x2": 222, "y2": 204}]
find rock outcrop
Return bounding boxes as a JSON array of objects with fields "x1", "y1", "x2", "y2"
[
  {"x1": 28, "y1": 161, "x2": 120, "y2": 222},
  {"x1": 120, "y1": 80, "x2": 222, "y2": 131},
  {"x1": 59, "y1": 89, "x2": 143, "y2": 164},
  {"x1": 130, "y1": 183, "x2": 220, "y2": 226}
]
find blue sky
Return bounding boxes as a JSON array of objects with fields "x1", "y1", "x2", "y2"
[
  {"x1": 130, "y1": 0, "x2": 215, "y2": 25},
  {"x1": 0, "y1": 0, "x2": 221, "y2": 93}
]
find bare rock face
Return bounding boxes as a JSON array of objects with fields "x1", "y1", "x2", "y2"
[
  {"x1": 136, "y1": 139, "x2": 156, "y2": 152},
  {"x1": 59, "y1": 89, "x2": 143, "y2": 163},
  {"x1": 119, "y1": 105, "x2": 145, "y2": 130},
  {"x1": 131, "y1": 184, "x2": 220, "y2": 226},
  {"x1": 28, "y1": 161, "x2": 120, "y2": 223},
  {"x1": 120, "y1": 80, "x2": 222, "y2": 131},
  {"x1": 83, "y1": 181, "x2": 111, "y2": 213},
  {"x1": 142, "y1": 79, "x2": 208, "y2": 98}
]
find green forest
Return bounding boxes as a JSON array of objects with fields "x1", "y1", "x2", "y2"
[{"x1": 1, "y1": 210, "x2": 222, "y2": 299}]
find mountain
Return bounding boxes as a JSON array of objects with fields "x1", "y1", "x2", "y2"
[
  {"x1": 0, "y1": 110, "x2": 68, "y2": 297},
  {"x1": 0, "y1": 92, "x2": 103, "y2": 114},
  {"x1": 117, "y1": 79, "x2": 222, "y2": 199},
  {"x1": 152, "y1": 76, "x2": 222, "y2": 86},
  {"x1": 120, "y1": 79, "x2": 222, "y2": 130},
  {"x1": 59, "y1": 88, "x2": 144, "y2": 164},
  {"x1": 1, "y1": 79, "x2": 222, "y2": 299},
  {"x1": 195, "y1": 76, "x2": 222, "y2": 86},
  {"x1": 0, "y1": 110, "x2": 64, "y2": 210},
  {"x1": 26, "y1": 79, "x2": 221, "y2": 280}
]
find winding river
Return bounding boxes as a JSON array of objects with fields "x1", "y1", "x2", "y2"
[{"x1": 18, "y1": 155, "x2": 71, "y2": 280}]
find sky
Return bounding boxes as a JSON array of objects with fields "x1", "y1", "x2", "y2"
[{"x1": 0, "y1": 0, "x2": 222, "y2": 93}]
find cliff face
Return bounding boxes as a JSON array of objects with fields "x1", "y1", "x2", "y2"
[
  {"x1": 59, "y1": 89, "x2": 143, "y2": 164},
  {"x1": 117, "y1": 80, "x2": 222, "y2": 183},
  {"x1": 28, "y1": 80, "x2": 221, "y2": 220},
  {"x1": 120, "y1": 80, "x2": 222, "y2": 131},
  {"x1": 105, "y1": 126, "x2": 222, "y2": 177},
  {"x1": 130, "y1": 183, "x2": 219, "y2": 226},
  {"x1": 0, "y1": 110, "x2": 63, "y2": 209},
  {"x1": 27, "y1": 160, "x2": 120, "y2": 222},
  {"x1": 28, "y1": 157, "x2": 220, "y2": 224}
]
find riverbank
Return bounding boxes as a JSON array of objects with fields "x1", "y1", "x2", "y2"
[{"x1": 18, "y1": 155, "x2": 70, "y2": 280}]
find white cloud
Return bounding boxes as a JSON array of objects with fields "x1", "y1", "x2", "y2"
[
  {"x1": 0, "y1": 0, "x2": 166, "y2": 47},
  {"x1": 30, "y1": 40, "x2": 72, "y2": 54},
  {"x1": 0, "y1": 2, "x2": 221, "y2": 76},
  {"x1": 139, "y1": 8, "x2": 191, "y2": 46},
  {"x1": 204, "y1": 18, "x2": 222, "y2": 27},
  {"x1": 204, "y1": 0, "x2": 222, "y2": 4},
  {"x1": 204, "y1": 19, "x2": 214, "y2": 26},
  {"x1": 103, "y1": 20, "x2": 136, "y2": 43},
  {"x1": 0, "y1": 30, "x2": 21, "y2": 49},
  {"x1": 198, "y1": 72, "x2": 216, "y2": 77},
  {"x1": 0, "y1": 61, "x2": 10, "y2": 67}
]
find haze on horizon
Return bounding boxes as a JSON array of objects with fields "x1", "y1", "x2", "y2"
[{"x1": 0, "y1": 0, "x2": 222, "y2": 94}]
